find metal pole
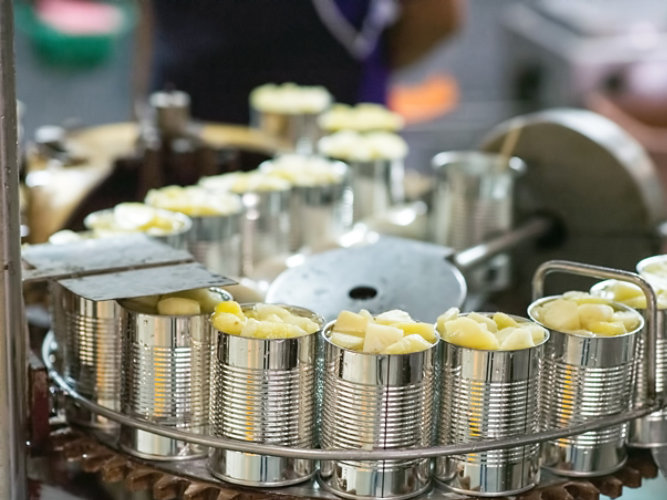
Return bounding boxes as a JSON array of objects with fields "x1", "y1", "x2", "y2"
[{"x1": 0, "y1": 0, "x2": 28, "y2": 498}]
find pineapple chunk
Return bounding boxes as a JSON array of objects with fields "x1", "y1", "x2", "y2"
[
  {"x1": 162, "y1": 288, "x2": 224, "y2": 313},
  {"x1": 252, "y1": 303, "x2": 291, "y2": 321},
  {"x1": 578, "y1": 303, "x2": 614, "y2": 330},
  {"x1": 212, "y1": 312, "x2": 246, "y2": 335},
  {"x1": 157, "y1": 297, "x2": 201, "y2": 316},
  {"x1": 330, "y1": 331, "x2": 364, "y2": 350},
  {"x1": 607, "y1": 281, "x2": 643, "y2": 302},
  {"x1": 215, "y1": 300, "x2": 243, "y2": 316},
  {"x1": 588, "y1": 321, "x2": 627, "y2": 336},
  {"x1": 612, "y1": 310, "x2": 641, "y2": 331},
  {"x1": 362, "y1": 323, "x2": 404, "y2": 354},
  {"x1": 375, "y1": 309, "x2": 413, "y2": 325},
  {"x1": 395, "y1": 322, "x2": 437, "y2": 343},
  {"x1": 383, "y1": 334, "x2": 433, "y2": 354},
  {"x1": 540, "y1": 299, "x2": 581, "y2": 332},
  {"x1": 525, "y1": 324, "x2": 547, "y2": 344},
  {"x1": 468, "y1": 312, "x2": 498, "y2": 333},
  {"x1": 499, "y1": 328, "x2": 535, "y2": 351},
  {"x1": 493, "y1": 312, "x2": 519, "y2": 330},
  {"x1": 496, "y1": 327, "x2": 518, "y2": 345},
  {"x1": 436, "y1": 307, "x2": 460, "y2": 334},
  {"x1": 443, "y1": 317, "x2": 499, "y2": 350},
  {"x1": 334, "y1": 310, "x2": 368, "y2": 336}
]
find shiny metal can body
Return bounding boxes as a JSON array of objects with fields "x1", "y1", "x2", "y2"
[
  {"x1": 50, "y1": 281, "x2": 121, "y2": 429},
  {"x1": 208, "y1": 305, "x2": 321, "y2": 486},
  {"x1": 435, "y1": 314, "x2": 547, "y2": 497},
  {"x1": 251, "y1": 109, "x2": 322, "y2": 154},
  {"x1": 118, "y1": 295, "x2": 228, "y2": 460},
  {"x1": 187, "y1": 212, "x2": 242, "y2": 277},
  {"x1": 528, "y1": 297, "x2": 642, "y2": 476},
  {"x1": 591, "y1": 277, "x2": 667, "y2": 447},
  {"x1": 430, "y1": 152, "x2": 525, "y2": 292},
  {"x1": 318, "y1": 324, "x2": 436, "y2": 499},
  {"x1": 347, "y1": 158, "x2": 405, "y2": 223}
]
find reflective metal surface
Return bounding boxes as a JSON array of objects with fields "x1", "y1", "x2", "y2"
[
  {"x1": 435, "y1": 314, "x2": 546, "y2": 497},
  {"x1": 187, "y1": 211, "x2": 242, "y2": 277},
  {"x1": 318, "y1": 324, "x2": 436, "y2": 499},
  {"x1": 208, "y1": 305, "x2": 320, "y2": 486},
  {"x1": 347, "y1": 158, "x2": 404, "y2": 223},
  {"x1": 529, "y1": 296, "x2": 642, "y2": 476},
  {"x1": 50, "y1": 282, "x2": 121, "y2": 429},
  {"x1": 251, "y1": 108, "x2": 321, "y2": 154}
]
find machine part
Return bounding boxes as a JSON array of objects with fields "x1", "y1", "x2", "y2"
[
  {"x1": 266, "y1": 236, "x2": 466, "y2": 324},
  {"x1": 0, "y1": 0, "x2": 28, "y2": 497}
]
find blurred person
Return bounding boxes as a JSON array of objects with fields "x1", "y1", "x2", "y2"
[{"x1": 136, "y1": 0, "x2": 464, "y2": 123}]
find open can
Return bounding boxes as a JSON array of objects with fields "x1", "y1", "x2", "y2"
[
  {"x1": 186, "y1": 210, "x2": 242, "y2": 278},
  {"x1": 118, "y1": 289, "x2": 231, "y2": 461},
  {"x1": 435, "y1": 313, "x2": 547, "y2": 497},
  {"x1": 318, "y1": 323, "x2": 437, "y2": 499},
  {"x1": 50, "y1": 281, "x2": 121, "y2": 430},
  {"x1": 528, "y1": 296, "x2": 642, "y2": 476},
  {"x1": 208, "y1": 304, "x2": 321, "y2": 487},
  {"x1": 347, "y1": 158, "x2": 405, "y2": 223}
]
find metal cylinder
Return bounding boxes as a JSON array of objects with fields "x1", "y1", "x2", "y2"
[
  {"x1": 250, "y1": 108, "x2": 322, "y2": 154},
  {"x1": 431, "y1": 151, "x2": 525, "y2": 292},
  {"x1": 347, "y1": 158, "x2": 405, "y2": 223},
  {"x1": 528, "y1": 296, "x2": 642, "y2": 476},
  {"x1": 435, "y1": 314, "x2": 547, "y2": 497},
  {"x1": 318, "y1": 323, "x2": 436, "y2": 499},
  {"x1": 591, "y1": 277, "x2": 667, "y2": 447},
  {"x1": 50, "y1": 282, "x2": 121, "y2": 429},
  {"x1": 118, "y1": 292, "x2": 230, "y2": 460},
  {"x1": 187, "y1": 212, "x2": 242, "y2": 277},
  {"x1": 208, "y1": 305, "x2": 321, "y2": 486}
]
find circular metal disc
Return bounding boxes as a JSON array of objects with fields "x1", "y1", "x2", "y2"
[{"x1": 266, "y1": 236, "x2": 466, "y2": 323}]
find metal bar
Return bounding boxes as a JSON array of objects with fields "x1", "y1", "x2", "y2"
[
  {"x1": 452, "y1": 216, "x2": 551, "y2": 271},
  {"x1": 42, "y1": 333, "x2": 664, "y2": 462},
  {"x1": 532, "y1": 259, "x2": 659, "y2": 401},
  {"x1": 0, "y1": 1, "x2": 27, "y2": 498}
]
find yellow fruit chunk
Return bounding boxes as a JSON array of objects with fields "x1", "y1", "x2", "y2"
[
  {"x1": 163, "y1": 288, "x2": 225, "y2": 313},
  {"x1": 330, "y1": 331, "x2": 364, "y2": 350},
  {"x1": 436, "y1": 307, "x2": 460, "y2": 334},
  {"x1": 499, "y1": 328, "x2": 535, "y2": 351},
  {"x1": 443, "y1": 317, "x2": 499, "y2": 350},
  {"x1": 242, "y1": 318, "x2": 306, "y2": 339},
  {"x1": 334, "y1": 310, "x2": 369, "y2": 336},
  {"x1": 578, "y1": 303, "x2": 614, "y2": 330},
  {"x1": 588, "y1": 321, "x2": 627, "y2": 336},
  {"x1": 612, "y1": 311, "x2": 641, "y2": 331},
  {"x1": 383, "y1": 334, "x2": 432, "y2": 354},
  {"x1": 251, "y1": 303, "x2": 291, "y2": 321},
  {"x1": 468, "y1": 312, "x2": 498, "y2": 333},
  {"x1": 496, "y1": 327, "x2": 517, "y2": 345},
  {"x1": 395, "y1": 322, "x2": 437, "y2": 343},
  {"x1": 363, "y1": 323, "x2": 404, "y2": 354},
  {"x1": 493, "y1": 312, "x2": 518, "y2": 330},
  {"x1": 215, "y1": 300, "x2": 243, "y2": 316},
  {"x1": 525, "y1": 324, "x2": 546, "y2": 344},
  {"x1": 540, "y1": 299, "x2": 581, "y2": 332},
  {"x1": 375, "y1": 309, "x2": 413, "y2": 325},
  {"x1": 608, "y1": 281, "x2": 644, "y2": 302},
  {"x1": 157, "y1": 297, "x2": 201, "y2": 316},
  {"x1": 212, "y1": 312, "x2": 246, "y2": 335}
]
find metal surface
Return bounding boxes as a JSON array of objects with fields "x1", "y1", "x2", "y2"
[
  {"x1": 56, "y1": 262, "x2": 234, "y2": 301},
  {"x1": 319, "y1": 324, "x2": 436, "y2": 499},
  {"x1": 436, "y1": 314, "x2": 546, "y2": 496},
  {"x1": 209, "y1": 306, "x2": 320, "y2": 486},
  {"x1": 118, "y1": 301, "x2": 223, "y2": 461},
  {"x1": 250, "y1": 108, "x2": 321, "y2": 154},
  {"x1": 266, "y1": 236, "x2": 466, "y2": 324},
  {"x1": 50, "y1": 282, "x2": 121, "y2": 430},
  {"x1": 0, "y1": 0, "x2": 27, "y2": 497},
  {"x1": 22, "y1": 233, "x2": 194, "y2": 283},
  {"x1": 42, "y1": 331, "x2": 666, "y2": 461},
  {"x1": 347, "y1": 158, "x2": 405, "y2": 223},
  {"x1": 591, "y1": 278, "x2": 667, "y2": 448},
  {"x1": 186, "y1": 211, "x2": 242, "y2": 278}
]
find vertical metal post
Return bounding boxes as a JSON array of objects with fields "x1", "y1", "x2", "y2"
[{"x1": 0, "y1": 0, "x2": 28, "y2": 498}]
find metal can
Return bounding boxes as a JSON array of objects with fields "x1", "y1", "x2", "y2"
[
  {"x1": 347, "y1": 158, "x2": 405, "y2": 223},
  {"x1": 591, "y1": 277, "x2": 667, "y2": 447},
  {"x1": 435, "y1": 313, "x2": 547, "y2": 497},
  {"x1": 186, "y1": 211, "x2": 242, "y2": 277},
  {"x1": 50, "y1": 281, "x2": 121, "y2": 429},
  {"x1": 528, "y1": 296, "x2": 642, "y2": 476},
  {"x1": 118, "y1": 289, "x2": 231, "y2": 461},
  {"x1": 318, "y1": 323, "x2": 437, "y2": 499},
  {"x1": 251, "y1": 109, "x2": 322, "y2": 154},
  {"x1": 208, "y1": 305, "x2": 321, "y2": 486}
]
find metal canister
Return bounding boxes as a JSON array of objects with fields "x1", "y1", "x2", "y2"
[
  {"x1": 435, "y1": 314, "x2": 547, "y2": 497},
  {"x1": 318, "y1": 323, "x2": 437, "y2": 499},
  {"x1": 346, "y1": 158, "x2": 405, "y2": 223},
  {"x1": 430, "y1": 151, "x2": 525, "y2": 292},
  {"x1": 251, "y1": 109, "x2": 322, "y2": 154},
  {"x1": 528, "y1": 296, "x2": 642, "y2": 476},
  {"x1": 118, "y1": 290, "x2": 231, "y2": 461},
  {"x1": 186, "y1": 211, "x2": 242, "y2": 277},
  {"x1": 591, "y1": 277, "x2": 667, "y2": 447},
  {"x1": 50, "y1": 281, "x2": 121, "y2": 429},
  {"x1": 208, "y1": 305, "x2": 321, "y2": 486}
]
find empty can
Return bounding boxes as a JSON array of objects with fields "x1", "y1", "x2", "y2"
[
  {"x1": 118, "y1": 289, "x2": 231, "y2": 461},
  {"x1": 50, "y1": 281, "x2": 121, "y2": 429},
  {"x1": 208, "y1": 305, "x2": 321, "y2": 486},
  {"x1": 528, "y1": 296, "x2": 642, "y2": 476},
  {"x1": 435, "y1": 313, "x2": 547, "y2": 497},
  {"x1": 318, "y1": 323, "x2": 437, "y2": 499}
]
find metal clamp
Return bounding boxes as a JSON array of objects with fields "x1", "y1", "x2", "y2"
[{"x1": 532, "y1": 259, "x2": 660, "y2": 402}]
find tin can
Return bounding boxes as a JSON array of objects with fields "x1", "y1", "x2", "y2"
[
  {"x1": 528, "y1": 296, "x2": 642, "y2": 476},
  {"x1": 50, "y1": 281, "x2": 121, "y2": 429},
  {"x1": 208, "y1": 305, "x2": 321, "y2": 486},
  {"x1": 435, "y1": 314, "x2": 547, "y2": 497},
  {"x1": 430, "y1": 151, "x2": 525, "y2": 292},
  {"x1": 318, "y1": 323, "x2": 437, "y2": 499},
  {"x1": 347, "y1": 158, "x2": 405, "y2": 223},
  {"x1": 118, "y1": 290, "x2": 231, "y2": 461},
  {"x1": 251, "y1": 109, "x2": 322, "y2": 154},
  {"x1": 186, "y1": 211, "x2": 242, "y2": 277}
]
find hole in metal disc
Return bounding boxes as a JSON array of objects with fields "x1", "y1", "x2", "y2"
[{"x1": 348, "y1": 286, "x2": 378, "y2": 300}]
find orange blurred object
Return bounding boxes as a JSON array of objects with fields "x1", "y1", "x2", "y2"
[{"x1": 388, "y1": 74, "x2": 460, "y2": 124}]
